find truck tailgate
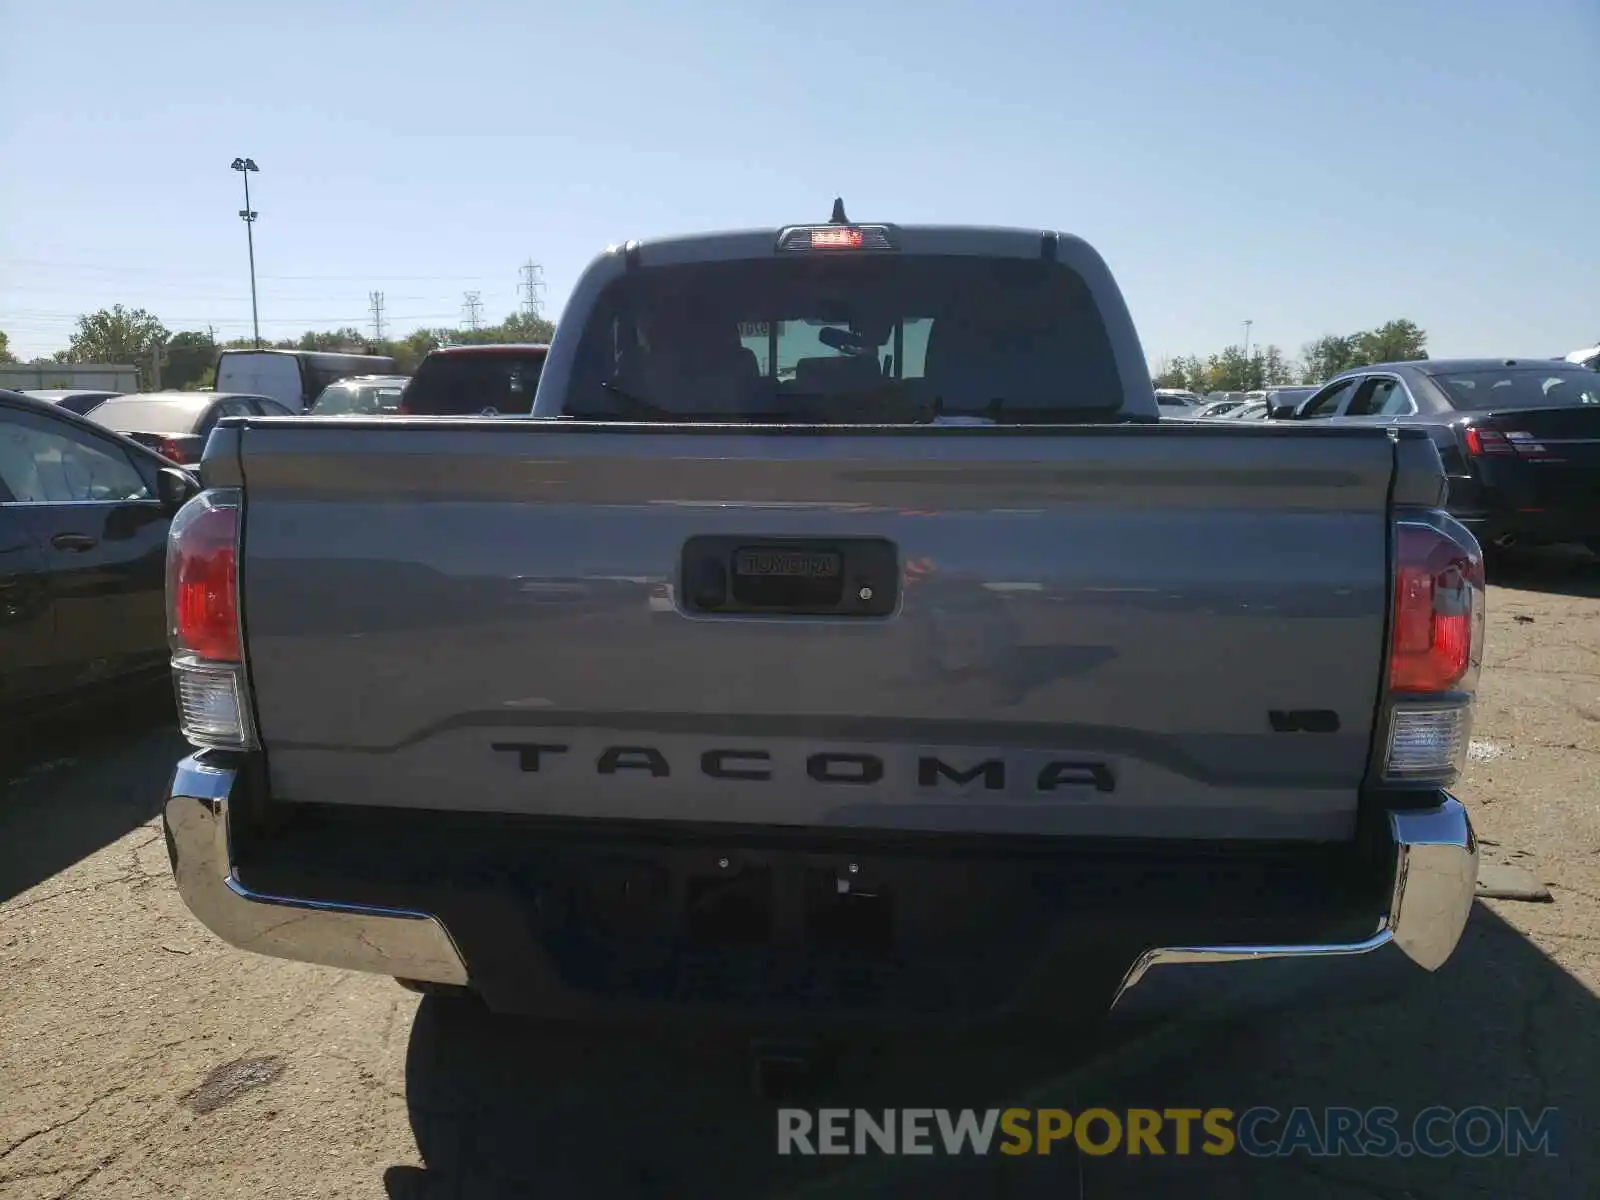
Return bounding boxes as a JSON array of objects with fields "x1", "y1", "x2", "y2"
[{"x1": 234, "y1": 423, "x2": 1397, "y2": 841}]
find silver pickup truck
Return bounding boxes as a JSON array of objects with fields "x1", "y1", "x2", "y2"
[{"x1": 162, "y1": 210, "x2": 1482, "y2": 1030}]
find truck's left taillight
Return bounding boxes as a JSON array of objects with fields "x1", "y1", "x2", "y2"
[
  {"x1": 1379, "y1": 517, "x2": 1485, "y2": 786},
  {"x1": 166, "y1": 489, "x2": 255, "y2": 749}
]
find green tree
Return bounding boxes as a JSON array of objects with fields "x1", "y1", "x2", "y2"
[
  {"x1": 1152, "y1": 358, "x2": 1189, "y2": 390},
  {"x1": 297, "y1": 327, "x2": 377, "y2": 353},
  {"x1": 1158, "y1": 355, "x2": 1203, "y2": 392},
  {"x1": 221, "y1": 335, "x2": 296, "y2": 351},
  {"x1": 1203, "y1": 346, "x2": 1259, "y2": 392},
  {"x1": 1353, "y1": 319, "x2": 1427, "y2": 366},
  {"x1": 498, "y1": 312, "x2": 555, "y2": 343},
  {"x1": 1259, "y1": 344, "x2": 1294, "y2": 386},
  {"x1": 65, "y1": 305, "x2": 170, "y2": 365},
  {"x1": 391, "y1": 329, "x2": 442, "y2": 373},
  {"x1": 1300, "y1": 320, "x2": 1428, "y2": 382},
  {"x1": 1300, "y1": 334, "x2": 1358, "y2": 384},
  {"x1": 164, "y1": 330, "x2": 218, "y2": 391},
  {"x1": 0, "y1": 329, "x2": 16, "y2": 363}
]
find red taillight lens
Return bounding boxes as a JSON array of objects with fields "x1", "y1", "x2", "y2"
[
  {"x1": 1464, "y1": 428, "x2": 1512, "y2": 457},
  {"x1": 155, "y1": 437, "x2": 192, "y2": 464},
  {"x1": 166, "y1": 493, "x2": 240, "y2": 662},
  {"x1": 1389, "y1": 523, "x2": 1484, "y2": 694}
]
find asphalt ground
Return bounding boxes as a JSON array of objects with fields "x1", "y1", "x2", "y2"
[{"x1": 2, "y1": 546, "x2": 1596, "y2": 1198}]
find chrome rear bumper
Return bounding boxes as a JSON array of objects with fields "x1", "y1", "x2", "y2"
[
  {"x1": 164, "y1": 753, "x2": 1476, "y2": 1014},
  {"x1": 163, "y1": 756, "x2": 468, "y2": 986},
  {"x1": 1109, "y1": 799, "x2": 1478, "y2": 1015}
]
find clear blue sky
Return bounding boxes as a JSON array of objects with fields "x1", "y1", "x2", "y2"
[{"x1": 2, "y1": 0, "x2": 1595, "y2": 366}]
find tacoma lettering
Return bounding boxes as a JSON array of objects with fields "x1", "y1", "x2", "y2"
[
  {"x1": 597, "y1": 746, "x2": 670, "y2": 777},
  {"x1": 493, "y1": 744, "x2": 1114, "y2": 793},
  {"x1": 918, "y1": 757, "x2": 1005, "y2": 790},
  {"x1": 701, "y1": 749, "x2": 773, "y2": 780},
  {"x1": 1037, "y1": 761, "x2": 1116, "y2": 793},
  {"x1": 489, "y1": 742, "x2": 568, "y2": 771},
  {"x1": 806, "y1": 752, "x2": 884, "y2": 785}
]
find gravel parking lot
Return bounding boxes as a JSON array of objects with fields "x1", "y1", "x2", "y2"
[{"x1": 3, "y1": 549, "x2": 1597, "y2": 1199}]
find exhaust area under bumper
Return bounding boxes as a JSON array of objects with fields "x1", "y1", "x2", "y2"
[{"x1": 164, "y1": 754, "x2": 1476, "y2": 1020}]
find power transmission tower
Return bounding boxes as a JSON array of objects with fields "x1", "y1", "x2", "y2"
[
  {"x1": 519, "y1": 260, "x2": 546, "y2": 320},
  {"x1": 462, "y1": 291, "x2": 484, "y2": 331},
  {"x1": 369, "y1": 291, "x2": 386, "y2": 340}
]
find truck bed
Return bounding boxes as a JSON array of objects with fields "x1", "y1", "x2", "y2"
[{"x1": 221, "y1": 419, "x2": 1399, "y2": 842}]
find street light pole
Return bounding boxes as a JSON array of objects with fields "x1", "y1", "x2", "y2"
[
  {"x1": 1243, "y1": 319, "x2": 1253, "y2": 362},
  {"x1": 231, "y1": 157, "x2": 261, "y2": 348}
]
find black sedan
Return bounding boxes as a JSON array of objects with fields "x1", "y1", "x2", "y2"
[
  {"x1": 84, "y1": 390, "x2": 294, "y2": 466},
  {"x1": 1283, "y1": 358, "x2": 1600, "y2": 554},
  {"x1": 0, "y1": 389, "x2": 198, "y2": 717}
]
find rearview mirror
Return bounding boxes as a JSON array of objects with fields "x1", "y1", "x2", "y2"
[{"x1": 157, "y1": 466, "x2": 199, "y2": 515}]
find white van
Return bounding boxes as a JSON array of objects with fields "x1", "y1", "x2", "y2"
[{"x1": 214, "y1": 350, "x2": 400, "y2": 412}]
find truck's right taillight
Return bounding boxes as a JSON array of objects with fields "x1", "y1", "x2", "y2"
[
  {"x1": 166, "y1": 490, "x2": 255, "y2": 750},
  {"x1": 1381, "y1": 519, "x2": 1485, "y2": 785}
]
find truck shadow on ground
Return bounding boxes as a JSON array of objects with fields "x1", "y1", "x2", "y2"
[
  {"x1": 1490, "y1": 543, "x2": 1600, "y2": 599},
  {"x1": 388, "y1": 904, "x2": 1594, "y2": 1199},
  {"x1": 0, "y1": 685, "x2": 183, "y2": 904}
]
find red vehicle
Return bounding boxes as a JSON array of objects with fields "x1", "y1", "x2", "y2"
[{"x1": 398, "y1": 344, "x2": 550, "y2": 416}]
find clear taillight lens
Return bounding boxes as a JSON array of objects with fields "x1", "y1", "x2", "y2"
[
  {"x1": 172, "y1": 656, "x2": 255, "y2": 750},
  {"x1": 1384, "y1": 705, "x2": 1472, "y2": 783}
]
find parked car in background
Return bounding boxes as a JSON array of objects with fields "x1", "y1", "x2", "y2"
[
  {"x1": 1193, "y1": 398, "x2": 1246, "y2": 418},
  {"x1": 1565, "y1": 343, "x2": 1600, "y2": 371},
  {"x1": 397, "y1": 344, "x2": 550, "y2": 415},
  {"x1": 85, "y1": 391, "x2": 294, "y2": 466},
  {"x1": 1283, "y1": 358, "x2": 1600, "y2": 554},
  {"x1": 215, "y1": 350, "x2": 400, "y2": 412},
  {"x1": 21, "y1": 389, "x2": 125, "y2": 416},
  {"x1": 0, "y1": 389, "x2": 196, "y2": 717},
  {"x1": 307, "y1": 374, "x2": 411, "y2": 416},
  {"x1": 1153, "y1": 388, "x2": 1200, "y2": 412},
  {"x1": 1225, "y1": 398, "x2": 1271, "y2": 420}
]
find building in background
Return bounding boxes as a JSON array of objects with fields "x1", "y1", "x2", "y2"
[{"x1": 0, "y1": 363, "x2": 140, "y2": 392}]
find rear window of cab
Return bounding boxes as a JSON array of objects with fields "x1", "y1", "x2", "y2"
[{"x1": 563, "y1": 254, "x2": 1124, "y2": 423}]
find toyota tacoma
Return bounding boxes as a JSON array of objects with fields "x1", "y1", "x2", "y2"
[{"x1": 162, "y1": 205, "x2": 1481, "y2": 1031}]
